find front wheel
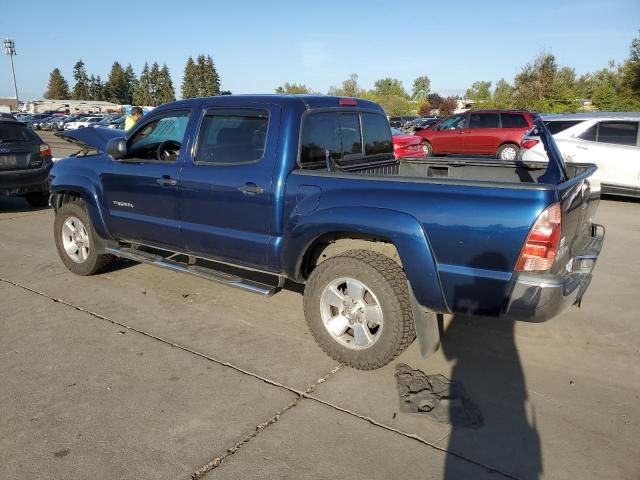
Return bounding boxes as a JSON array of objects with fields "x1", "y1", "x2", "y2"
[
  {"x1": 422, "y1": 141, "x2": 433, "y2": 156},
  {"x1": 497, "y1": 143, "x2": 519, "y2": 161},
  {"x1": 303, "y1": 250, "x2": 416, "y2": 370},
  {"x1": 54, "y1": 200, "x2": 115, "y2": 275}
]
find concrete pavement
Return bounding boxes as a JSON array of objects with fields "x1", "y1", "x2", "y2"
[{"x1": 0, "y1": 195, "x2": 639, "y2": 479}]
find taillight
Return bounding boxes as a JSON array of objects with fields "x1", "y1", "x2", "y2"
[
  {"x1": 515, "y1": 203, "x2": 561, "y2": 272},
  {"x1": 521, "y1": 139, "x2": 539, "y2": 149},
  {"x1": 39, "y1": 144, "x2": 52, "y2": 158}
]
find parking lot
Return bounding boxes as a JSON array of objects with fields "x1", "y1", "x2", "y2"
[{"x1": 1, "y1": 133, "x2": 639, "y2": 480}]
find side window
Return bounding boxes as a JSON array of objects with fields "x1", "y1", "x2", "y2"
[
  {"x1": 300, "y1": 112, "x2": 341, "y2": 167},
  {"x1": 362, "y1": 113, "x2": 393, "y2": 156},
  {"x1": 597, "y1": 122, "x2": 638, "y2": 146},
  {"x1": 438, "y1": 115, "x2": 467, "y2": 130},
  {"x1": 469, "y1": 113, "x2": 499, "y2": 129},
  {"x1": 501, "y1": 113, "x2": 529, "y2": 128},
  {"x1": 194, "y1": 109, "x2": 269, "y2": 165},
  {"x1": 579, "y1": 124, "x2": 597, "y2": 142},
  {"x1": 127, "y1": 111, "x2": 190, "y2": 161},
  {"x1": 544, "y1": 120, "x2": 581, "y2": 134}
]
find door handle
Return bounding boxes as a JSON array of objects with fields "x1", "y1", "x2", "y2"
[
  {"x1": 238, "y1": 182, "x2": 264, "y2": 195},
  {"x1": 157, "y1": 175, "x2": 177, "y2": 186},
  {"x1": 576, "y1": 145, "x2": 589, "y2": 150}
]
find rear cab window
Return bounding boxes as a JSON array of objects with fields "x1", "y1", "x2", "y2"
[{"x1": 299, "y1": 111, "x2": 393, "y2": 169}]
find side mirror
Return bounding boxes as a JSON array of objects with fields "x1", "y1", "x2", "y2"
[{"x1": 106, "y1": 138, "x2": 127, "y2": 160}]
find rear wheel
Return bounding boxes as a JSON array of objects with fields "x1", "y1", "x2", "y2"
[
  {"x1": 54, "y1": 200, "x2": 115, "y2": 275},
  {"x1": 303, "y1": 250, "x2": 416, "y2": 370},
  {"x1": 422, "y1": 141, "x2": 433, "y2": 156},
  {"x1": 497, "y1": 143, "x2": 519, "y2": 161},
  {"x1": 25, "y1": 192, "x2": 49, "y2": 208}
]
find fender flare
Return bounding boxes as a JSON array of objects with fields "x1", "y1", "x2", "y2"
[{"x1": 50, "y1": 174, "x2": 111, "y2": 240}]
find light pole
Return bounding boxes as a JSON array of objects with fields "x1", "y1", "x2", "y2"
[{"x1": 4, "y1": 37, "x2": 19, "y2": 109}]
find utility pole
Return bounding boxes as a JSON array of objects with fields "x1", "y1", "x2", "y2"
[{"x1": 4, "y1": 37, "x2": 19, "y2": 109}]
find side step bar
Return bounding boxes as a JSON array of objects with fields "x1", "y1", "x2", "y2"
[{"x1": 105, "y1": 246, "x2": 284, "y2": 297}]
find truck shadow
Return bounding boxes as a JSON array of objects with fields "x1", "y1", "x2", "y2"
[
  {"x1": 0, "y1": 196, "x2": 50, "y2": 213},
  {"x1": 442, "y1": 252, "x2": 542, "y2": 479}
]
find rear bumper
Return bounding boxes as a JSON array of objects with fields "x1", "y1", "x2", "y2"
[
  {"x1": 504, "y1": 224, "x2": 605, "y2": 322},
  {"x1": 0, "y1": 164, "x2": 51, "y2": 196}
]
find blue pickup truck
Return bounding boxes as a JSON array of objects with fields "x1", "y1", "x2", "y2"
[{"x1": 50, "y1": 95, "x2": 604, "y2": 369}]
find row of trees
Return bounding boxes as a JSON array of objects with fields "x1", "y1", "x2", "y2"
[
  {"x1": 276, "y1": 33, "x2": 640, "y2": 116},
  {"x1": 44, "y1": 55, "x2": 224, "y2": 106},
  {"x1": 464, "y1": 34, "x2": 640, "y2": 113}
]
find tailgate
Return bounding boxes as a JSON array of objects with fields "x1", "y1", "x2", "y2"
[{"x1": 554, "y1": 175, "x2": 601, "y2": 275}]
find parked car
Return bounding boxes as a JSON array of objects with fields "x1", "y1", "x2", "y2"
[
  {"x1": 50, "y1": 95, "x2": 604, "y2": 370},
  {"x1": 64, "y1": 116, "x2": 104, "y2": 130},
  {"x1": 89, "y1": 115, "x2": 123, "y2": 128},
  {"x1": 391, "y1": 127, "x2": 425, "y2": 159},
  {"x1": 521, "y1": 112, "x2": 640, "y2": 198},
  {"x1": 389, "y1": 115, "x2": 418, "y2": 128},
  {"x1": 108, "y1": 116, "x2": 126, "y2": 129},
  {"x1": 0, "y1": 118, "x2": 53, "y2": 206},
  {"x1": 405, "y1": 117, "x2": 439, "y2": 132},
  {"x1": 417, "y1": 110, "x2": 535, "y2": 160},
  {"x1": 24, "y1": 114, "x2": 53, "y2": 129}
]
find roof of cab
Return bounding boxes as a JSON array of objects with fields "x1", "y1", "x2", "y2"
[{"x1": 152, "y1": 94, "x2": 385, "y2": 114}]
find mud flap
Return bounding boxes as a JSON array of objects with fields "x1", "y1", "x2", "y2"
[{"x1": 409, "y1": 284, "x2": 441, "y2": 357}]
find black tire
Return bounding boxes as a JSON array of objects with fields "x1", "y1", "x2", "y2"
[
  {"x1": 25, "y1": 192, "x2": 50, "y2": 208},
  {"x1": 422, "y1": 141, "x2": 433, "y2": 157},
  {"x1": 497, "y1": 143, "x2": 520, "y2": 161},
  {"x1": 303, "y1": 250, "x2": 416, "y2": 370},
  {"x1": 54, "y1": 200, "x2": 115, "y2": 275}
]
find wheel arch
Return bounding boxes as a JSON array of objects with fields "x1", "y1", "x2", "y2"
[
  {"x1": 285, "y1": 207, "x2": 447, "y2": 313},
  {"x1": 50, "y1": 175, "x2": 111, "y2": 240}
]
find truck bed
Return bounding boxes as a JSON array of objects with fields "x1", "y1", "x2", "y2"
[{"x1": 334, "y1": 157, "x2": 594, "y2": 187}]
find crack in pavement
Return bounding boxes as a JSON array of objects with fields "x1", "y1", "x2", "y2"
[{"x1": 0, "y1": 276, "x2": 520, "y2": 480}]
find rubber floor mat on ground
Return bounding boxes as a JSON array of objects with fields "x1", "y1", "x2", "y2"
[{"x1": 394, "y1": 363, "x2": 483, "y2": 428}]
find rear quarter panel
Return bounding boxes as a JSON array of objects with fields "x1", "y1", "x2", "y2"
[{"x1": 282, "y1": 171, "x2": 556, "y2": 315}]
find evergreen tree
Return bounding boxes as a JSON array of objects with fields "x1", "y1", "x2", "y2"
[
  {"x1": 133, "y1": 62, "x2": 153, "y2": 106},
  {"x1": 44, "y1": 68, "x2": 70, "y2": 99},
  {"x1": 181, "y1": 56, "x2": 198, "y2": 99},
  {"x1": 157, "y1": 64, "x2": 176, "y2": 105},
  {"x1": 124, "y1": 64, "x2": 137, "y2": 105},
  {"x1": 72, "y1": 60, "x2": 90, "y2": 100},
  {"x1": 149, "y1": 62, "x2": 161, "y2": 106},
  {"x1": 199, "y1": 54, "x2": 221, "y2": 97},
  {"x1": 104, "y1": 62, "x2": 129, "y2": 104}
]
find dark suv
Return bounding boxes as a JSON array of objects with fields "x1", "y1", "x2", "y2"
[
  {"x1": 0, "y1": 119, "x2": 53, "y2": 207},
  {"x1": 416, "y1": 110, "x2": 535, "y2": 160}
]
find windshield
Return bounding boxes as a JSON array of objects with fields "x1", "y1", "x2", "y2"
[{"x1": 390, "y1": 128, "x2": 404, "y2": 135}]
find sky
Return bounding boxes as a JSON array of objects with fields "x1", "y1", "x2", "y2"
[{"x1": 1, "y1": 0, "x2": 639, "y2": 101}]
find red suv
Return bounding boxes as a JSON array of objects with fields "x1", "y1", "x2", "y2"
[{"x1": 416, "y1": 110, "x2": 535, "y2": 160}]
